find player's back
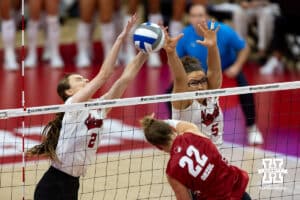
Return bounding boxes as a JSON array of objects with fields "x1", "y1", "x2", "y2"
[{"x1": 166, "y1": 133, "x2": 248, "y2": 199}]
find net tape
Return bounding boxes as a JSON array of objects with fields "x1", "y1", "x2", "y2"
[{"x1": 1, "y1": 81, "x2": 300, "y2": 119}]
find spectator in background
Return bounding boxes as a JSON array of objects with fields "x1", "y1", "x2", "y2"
[
  {"x1": 209, "y1": 0, "x2": 278, "y2": 60},
  {"x1": 234, "y1": 0, "x2": 277, "y2": 59},
  {"x1": 1, "y1": 0, "x2": 19, "y2": 71},
  {"x1": 76, "y1": 0, "x2": 115, "y2": 68},
  {"x1": 260, "y1": 0, "x2": 300, "y2": 74},
  {"x1": 25, "y1": 0, "x2": 63, "y2": 68},
  {"x1": 176, "y1": 4, "x2": 264, "y2": 145}
]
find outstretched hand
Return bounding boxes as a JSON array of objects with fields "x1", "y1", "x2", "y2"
[
  {"x1": 196, "y1": 20, "x2": 220, "y2": 48},
  {"x1": 118, "y1": 13, "x2": 137, "y2": 40},
  {"x1": 162, "y1": 26, "x2": 184, "y2": 54}
]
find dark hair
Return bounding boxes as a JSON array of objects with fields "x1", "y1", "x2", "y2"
[
  {"x1": 26, "y1": 74, "x2": 75, "y2": 161},
  {"x1": 181, "y1": 56, "x2": 204, "y2": 74},
  {"x1": 140, "y1": 116, "x2": 173, "y2": 147}
]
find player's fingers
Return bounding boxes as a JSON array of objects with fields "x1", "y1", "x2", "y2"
[
  {"x1": 215, "y1": 25, "x2": 220, "y2": 33},
  {"x1": 196, "y1": 40, "x2": 205, "y2": 46},
  {"x1": 161, "y1": 26, "x2": 170, "y2": 40},
  {"x1": 201, "y1": 19, "x2": 209, "y2": 30},
  {"x1": 210, "y1": 19, "x2": 215, "y2": 31},
  {"x1": 157, "y1": 20, "x2": 164, "y2": 27},
  {"x1": 197, "y1": 23, "x2": 206, "y2": 34},
  {"x1": 174, "y1": 33, "x2": 184, "y2": 41},
  {"x1": 132, "y1": 13, "x2": 137, "y2": 22},
  {"x1": 150, "y1": 113, "x2": 155, "y2": 118}
]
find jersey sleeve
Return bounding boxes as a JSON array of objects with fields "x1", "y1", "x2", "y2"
[
  {"x1": 163, "y1": 119, "x2": 181, "y2": 128},
  {"x1": 63, "y1": 97, "x2": 83, "y2": 122}
]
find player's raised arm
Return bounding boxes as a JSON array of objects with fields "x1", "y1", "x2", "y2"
[
  {"x1": 71, "y1": 14, "x2": 138, "y2": 103},
  {"x1": 162, "y1": 28, "x2": 191, "y2": 109},
  {"x1": 102, "y1": 51, "x2": 148, "y2": 113},
  {"x1": 196, "y1": 20, "x2": 222, "y2": 89}
]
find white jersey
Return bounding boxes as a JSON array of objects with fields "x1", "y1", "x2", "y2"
[
  {"x1": 52, "y1": 97, "x2": 106, "y2": 177},
  {"x1": 172, "y1": 97, "x2": 223, "y2": 147}
]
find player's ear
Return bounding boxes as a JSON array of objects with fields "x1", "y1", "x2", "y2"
[{"x1": 65, "y1": 88, "x2": 74, "y2": 97}]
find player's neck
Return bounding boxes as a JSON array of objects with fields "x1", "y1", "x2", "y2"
[{"x1": 164, "y1": 132, "x2": 177, "y2": 153}]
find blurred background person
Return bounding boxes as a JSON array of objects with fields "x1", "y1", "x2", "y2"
[
  {"x1": 209, "y1": 0, "x2": 278, "y2": 61},
  {"x1": 25, "y1": 0, "x2": 63, "y2": 68},
  {"x1": 76, "y1": 0, "x2": 115, "y2": 68},
  {"x1": 1, "y1": 0, "x2": 20, "y2": 71},
  {"x1": 260, "y1": 0, "x2": 300, "y2": 74},
  {"x1": 235, "y1": 0, "x2": 277, "y2": 60}
]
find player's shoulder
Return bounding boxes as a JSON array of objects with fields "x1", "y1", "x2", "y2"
[
  {"x1": 175, "y1": 132, "x2": 201, "y2": 145},
  {"x1": 216, "y1": 22, "x2": 236, "y2": 36},
  {"x1": 217, "y1": 21, "x2": 232, "y2": 30}
]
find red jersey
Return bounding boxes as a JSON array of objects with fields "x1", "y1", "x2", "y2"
[{"x1": 166, "y1": 133, "x2": 249, "y2": 200}]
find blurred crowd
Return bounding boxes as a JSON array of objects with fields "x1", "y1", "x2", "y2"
[{"x1": 1, "y1": 0, "x2": 300, "y2": 74}]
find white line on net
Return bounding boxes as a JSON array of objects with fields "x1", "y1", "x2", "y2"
[{"x1": 1, "y1": 81, "x2": 300, "y2": 119}]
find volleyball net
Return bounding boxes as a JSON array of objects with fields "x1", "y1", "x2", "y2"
[{"x1": 1, "y1": 81, "x2": 300, "y2": 200}]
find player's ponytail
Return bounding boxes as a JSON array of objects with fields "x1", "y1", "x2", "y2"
[
  {"x1": 140, "y1": 115, "x2": 174, "y2": 147},
  {"x1": 26, "y1": 113, "x2": 64, "y2": 161},
  {"x1": 26, "y1": 74, "x2": 74, "y2": 161}
]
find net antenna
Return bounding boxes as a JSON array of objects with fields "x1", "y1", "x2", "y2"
[{"x1": 21, "y1": 0, "x2": 26, "y2": 199}]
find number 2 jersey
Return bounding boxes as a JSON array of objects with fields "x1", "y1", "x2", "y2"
[
  {"x1": 172, "y1": 97, "x2": 223, "y2": 148},
  {"x1": 166, "y1": 133, "x2": 249, "y2": 200},
  {"x1": 52, "y1": 97, "x2": 106, "y2": 177}
]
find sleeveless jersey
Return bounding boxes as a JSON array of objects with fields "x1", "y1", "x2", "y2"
[
  {"x1": 166, "y1": 133, "x2": 249, "y2": 200},
  {"x1": 52, "y1": 97, "x2": 106, "y2": 177},
  {"x1": 172, "y1": 97, "x2": 223, "y2": 147}
]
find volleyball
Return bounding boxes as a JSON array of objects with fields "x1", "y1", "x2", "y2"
[{"x1": 133, "y1": 22, "x2": 165, "y2": 53}]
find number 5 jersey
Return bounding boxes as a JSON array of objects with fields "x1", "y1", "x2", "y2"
[
  {"x1": 166, "y1": 132, "x2": 249, "y2": 200},
  {"x1": 172, "y1": 97, "x2": 224, "y2": 148}
]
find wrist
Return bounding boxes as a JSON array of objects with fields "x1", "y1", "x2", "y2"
[
  {"x1": 166, "y1": 51, "x2": 177, "y2": 56},
  {"x1": 207, "y1": 44, "x2": 218, "y2": 51},
  {"x1": 116, "y1": 34, "x2": 126, "y2": 41}
]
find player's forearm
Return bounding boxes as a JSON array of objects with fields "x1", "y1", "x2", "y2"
[
  {"x1": 116, "y1": 52, "x2": 148, "y2": 89},
  {"x1": 97, "y1": 37, "x2": 124, "y2": 81},
  {"x1": 207, "y1": 45, "x2": 222, "y2": 89},
  {"x1": 167, "y1": 51, "x2": 188, "y2": 84},
  {"x1": 104, "y1": 52, "x2": 147, "y2": 100},
  {"x1": 123, "y1": 52, "x2": 148, "y2": 81},
  {"x1": 233, "y1": 44, "x2": 250, "y2": 72}
]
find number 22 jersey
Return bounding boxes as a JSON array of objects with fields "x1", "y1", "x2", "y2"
[{"x1": 166, "y1": 133, "x2": 249, "y2": 200}]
